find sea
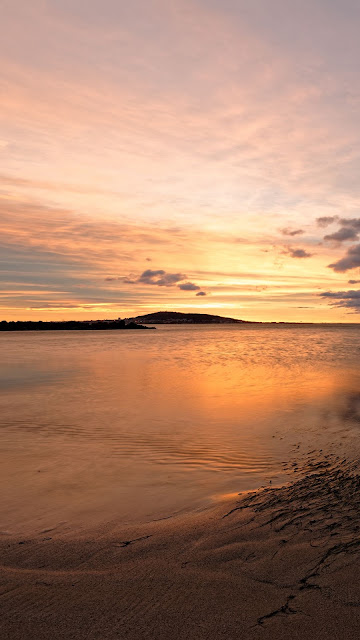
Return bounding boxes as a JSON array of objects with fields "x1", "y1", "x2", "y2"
[{"x1": 1, "y1": 324, "x2": 360, "y2": 534}]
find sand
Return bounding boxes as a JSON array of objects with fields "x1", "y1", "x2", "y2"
[{"x1": 1, "y1": 450, "x2": 360, "y2": 639}]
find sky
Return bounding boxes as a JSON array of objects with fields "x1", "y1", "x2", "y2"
[{"x1": 1, "y1": 0, "x2": 360, "y2": 322}]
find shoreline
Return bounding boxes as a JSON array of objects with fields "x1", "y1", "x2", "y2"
[{"x1": 1, "y1": 450, "x2": 360, "y2": 639}]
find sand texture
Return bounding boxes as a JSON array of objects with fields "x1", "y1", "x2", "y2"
[{"x1": 1, "y1": 452, "x2": 360, "y2": 639}]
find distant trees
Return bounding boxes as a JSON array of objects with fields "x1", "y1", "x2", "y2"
[{"x1": 0, "y1": 320, "x2": 153, "y2": 331}]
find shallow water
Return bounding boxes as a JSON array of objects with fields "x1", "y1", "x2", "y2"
[{"x1": 1, "y1": 324, "x2": 360, "y2": 534}]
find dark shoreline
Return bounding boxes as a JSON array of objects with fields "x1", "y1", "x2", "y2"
[
  {"x1": 0, "y1": 320, "x2": 154, "y2": 331},
  {"x1": 1, "y1": 321, "x2": 360, "y2": 331}
]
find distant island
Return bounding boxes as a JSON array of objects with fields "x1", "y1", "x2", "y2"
[
  {"x1": 0, "y1": 319, "x2": 153, "y2": 331},
  {"x1": 126, "y1": 311, "x2": 250, "y2": 324}
]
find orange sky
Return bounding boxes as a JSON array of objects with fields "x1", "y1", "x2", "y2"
[{"x1": 1, "y1": 0, "x2": 360, "y2": 321}]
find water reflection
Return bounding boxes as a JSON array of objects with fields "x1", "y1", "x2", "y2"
[{"x1": 0, "y1": 325, "x2": 359, "y2": 534}]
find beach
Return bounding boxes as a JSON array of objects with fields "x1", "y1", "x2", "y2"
[
  {"x1": 1, "y1": 448, "x2": 360, "y2": 639},
  {"x1": 1, "y1": 326, "x2": 360, "y2": 638}
]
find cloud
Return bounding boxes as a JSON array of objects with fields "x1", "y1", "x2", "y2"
[
  {"x1": 320, "y1": 290, "x2": 360, "y2": 300},
  {"x1": 196, "y1": 291, "x2": 207, "y2": 296},
  {"x1": 328, "y1": 244, "x2": 360, "y2": 272},
  {"x1": 284, "y1": 247, "x2": 313, "y2": 258},
  {"x1": 5, "y1": 0, "x2": 360, "y2": 244},
  {"x1": 320, "y1": 289, "x2": 360, "y2": 312},
  {"x1": 0, "y1": 197, "x2": 213, "y2": 313},
  {"x1": 323, "y1": 218, "x2": 360, "y2": 244},
  {"x1": 317, "y1": 216, "x2": 338, "y2": 228},
  {"x1": 0, "y1": 198, "x2": 183, "y2": 263},
  {"x1": 137, "y1": 269, "x2": 186, "y2": 286},
  {"x1": 322, "y1": 218, "x2": 360, "y2": 270},
  {"x1": 349, "y1": 280, "x2": 360, "y2": 284},
  {"x1": 324, "y1": 227, "x2": 359, "y2": 243},
  {"x1": 341, "y1": 218, "x2": 360, "y2": 232},
  {"x1": 178, "y1": 282, "x2": 200, "y2": 291},
  {"x1": 281, "y1": 228, "x2": 304, "y2": 236},
  {"x1": 124, "y1": 269, "x2": 203, "y2": 292}
]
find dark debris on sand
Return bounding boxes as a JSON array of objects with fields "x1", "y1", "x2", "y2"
[{"x1": 223, "y1": 451, "x2": 360, "y2": 627}]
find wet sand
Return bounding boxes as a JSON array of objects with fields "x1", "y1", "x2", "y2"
[{"x1": 1, "y1": 450, "x2": 360, "y2": 639}]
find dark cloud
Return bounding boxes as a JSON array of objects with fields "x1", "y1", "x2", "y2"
[
  {"x1": 137, "y1": 269, "x2": 186, "y2": 286},
  {"x1": 30, "y1": 303, "x2": 84, "y2": 310},
  {"x1": 321, "y1": 218, "x2": 360, "y2": 270},
  {"x1": 340, "y1": 218, "x2": 360, "y2": 231},
  {"x1": 284, "y1": 247, "x2": 313, "y2": 258},
  {"x1": 196, "y1": 291, "x2": 207, "y2": 296},
  {"x1": 281, "y1": 227, "x2": 304, "y2": 236},
  {"x1": 320, "y1": 289, "x2": 360, "y2": 312},
  {"x1": 178, "y1": 282, "x2": 200, "y2": 291},
  {"x1": 328, "y1": 244, "x2": 360, "y2": 272},
  {"x1": 324, "y1": 218, "x2": 360, "y2": 244},
  {"x1": 349, "y1": 280, "x2": 360, "y2": 284},
  {"x1": 320, "y1": 290, "x2": 360, "y2": 299},
  {"x1": 124, "y1": 269, "x2": 202, "y2": 292},
  {"x1": 324, "y1": 227, "x2": 359, "y2": 243},
  {"x1": 317, "y1": 216, "x2": 338, "y2": 228}
]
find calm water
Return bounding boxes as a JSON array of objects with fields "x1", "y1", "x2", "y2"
[{"x1": 1, "y1": 324, "x2": 360, "y2": 534}]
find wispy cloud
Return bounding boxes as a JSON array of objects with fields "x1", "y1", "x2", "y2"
[
  {"x1": 280, "y1": 228, "x2": 304, "y2": 237},
  {"x1": 317, "y1": 217, "x2": 338, "y2": 228}
]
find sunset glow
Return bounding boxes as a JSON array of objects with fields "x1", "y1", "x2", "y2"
[{"x1": 2, "y1": 0, "x2": 360, "y2": 321}]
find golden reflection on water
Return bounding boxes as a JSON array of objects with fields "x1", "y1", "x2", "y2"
[{"x1": 0, "y1": 325, "x2": 360, "y2": 534}]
